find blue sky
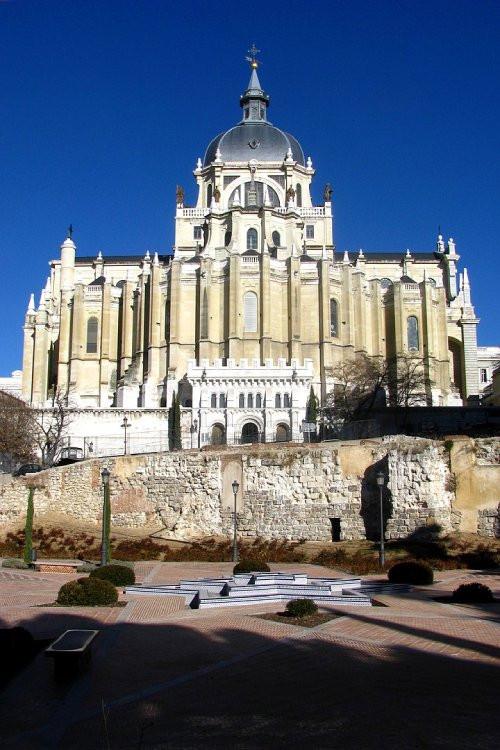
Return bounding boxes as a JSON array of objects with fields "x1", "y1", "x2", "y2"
[{"x1": 1, "y1": 0, "x2": 499, "y2": 374}]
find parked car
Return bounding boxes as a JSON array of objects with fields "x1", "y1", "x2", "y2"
[
  {"x1": 12, "y1": 463, "x2": 42, "y2": 477},
  {"x1": 54, "y1": 447, "x2": 84, "y2": 466}
]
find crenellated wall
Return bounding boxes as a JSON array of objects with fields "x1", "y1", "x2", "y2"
[{"x1": 0, "y1": 437, "x2": 498, "y2": 540}]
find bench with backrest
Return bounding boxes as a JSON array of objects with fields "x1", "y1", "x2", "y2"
[{"x1": 45, "y1": 629, "x2": 99, "y2": 679}]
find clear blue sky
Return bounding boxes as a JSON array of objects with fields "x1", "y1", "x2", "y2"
[{"x1": 1, "y1": 0, "x2": 499, "y2": 375}]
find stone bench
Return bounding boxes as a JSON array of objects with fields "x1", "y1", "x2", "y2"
[
  {"x1": 45, "y1": 629, "x2": 99, "y2": 679},
  {"x1": 35, "y1": 559, "x2": 82, "y2": 574}
]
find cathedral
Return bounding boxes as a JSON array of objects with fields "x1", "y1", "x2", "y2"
[{"x1": 21, "y1": 56, "x2": 480, "y2": 450}]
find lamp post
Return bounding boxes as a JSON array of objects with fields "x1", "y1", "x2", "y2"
[
  {"x1": 231, "y1": 480, "x2": 239, "y2": 563},
  {"x1": 121, "y1": 416, "x2": 129, "y2": 455},
  {"x1": 376, "y1": 470, "x2": 385, "y2": 568},
  {"x1": 101, "y1": 467, "x2": 110, "y2": 566}
]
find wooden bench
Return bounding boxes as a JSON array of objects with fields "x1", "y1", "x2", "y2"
[{"x1": 45, "y1": 629, "x2": 99, "y2": 679}]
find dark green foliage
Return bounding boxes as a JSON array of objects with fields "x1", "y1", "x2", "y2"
[
  {"x1": 285, "y1": 598, "x2": 318, "y2": 617},
  {"x1": 57, "y1": 580, "x2": 88, "y2": 606},
  {"x1": 170, "y1": 392, "x2": 181, "y2": 451},
  {"x1": 306, "y1": 385, "x2": 318, "y2": 424},
  {"x1": 1, "y1": 558, "x2": 29, "y2": 569},
  {"x1": 388, "y1": 561, "x2": 434, "y2": 585},
  {"x1": 104, "y1": 483, "x2": 111, "y2": 564},
  {"x1": 23, "y1": 487, "x2": 34, "y2": 565},
  {"x1": 452, "y1": 582, "x2": 494, "y2": 603},
  {"x1": 57, "y1": 577, "x2": 118, "y2": 606},
  {"x1": 233, "y1": 560, "x2": 271, "y2": 574},
  {"x1": 90, "y1": 563, "x2": 135, "y2": 586}
]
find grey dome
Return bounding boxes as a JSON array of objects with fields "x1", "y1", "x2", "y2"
[{"x1": 204, "y1": 123, "x2": 305, "y2": 166}]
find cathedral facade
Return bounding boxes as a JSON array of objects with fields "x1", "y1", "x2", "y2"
[{"x1": 21, "y1": 61, "x2": 480, "y2": 449}]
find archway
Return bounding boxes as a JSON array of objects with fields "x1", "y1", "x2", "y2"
[
  {"x1": 211, "y1": 423, "x2": 225, "y2": 445},
  {"x1": 241, "y1": 422, "x2": 259, "y2": 444},
  {"x1": 448, "y1": 338, "x2": 464, "y2": 398},
  {"x1": 276, "y1": 423, "x2": 289, "y2": 442}
]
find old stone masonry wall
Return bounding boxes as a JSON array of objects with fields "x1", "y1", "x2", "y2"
[{"x1": 0, "y1": 436, "x2": 498, "y2": 540}]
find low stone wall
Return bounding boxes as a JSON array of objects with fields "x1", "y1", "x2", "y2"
[{"x1": 0, "y1": 436, "x2": 498, "y2": 541}]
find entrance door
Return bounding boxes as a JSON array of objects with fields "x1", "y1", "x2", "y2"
[{"x1": 241, "y1": 422, "x2": 259, "y2": 444}]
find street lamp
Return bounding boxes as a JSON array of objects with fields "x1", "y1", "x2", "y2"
[
  {"x1": 231, "y1": 480, "x2": 239, "y2": 563},
  {"x1": 121, "y1": 416, "x2": 129, "y2": 455},
  {"x1": 101, "y1": 467, "x2": 110, "y2": 566},
  {"x1": 376, "y1": 470, "x2": 385, "y2": 568}
]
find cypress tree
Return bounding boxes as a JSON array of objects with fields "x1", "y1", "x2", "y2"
[
  {"x1": 23, "y1": 487, "x2": 34, "y2": 565},
  {"x1": 104, "y1": 482, "x2": 111, "y2": 564},
  {"x1": 171, "y1": 392, "x2": 182, "y2": 451},
  {"x1": 306, "y1": 385, "x2": 318, "y2": 423}
]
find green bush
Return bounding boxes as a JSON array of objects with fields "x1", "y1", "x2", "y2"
[
  {"x1": 76, "y1": 562, "x2": 98, "y2": 573},
  {"x1": 388, "y1": 561, "x2": 434, "y2": 585},
  {"x1": 452, "y1": 582, "x2": 494, "y2": 603},
  {"x1": 285, "y1": 598, "x2": 318, "y2": 617},
  {"x1": 1, "y1": 558, "x2": 29, "y2": 569},
  {"x1": 57, "y1": 580, "x2": 88, "y2": 606},
  {"x1": 90, "y1": 564, "x2": 135, "y2": 586},
  {"x1": 233, "y1": 560, "x2": 271, "y2": 575},
  {"x1": 57, "y1": 577, "x2": 118, "y2": 606}
]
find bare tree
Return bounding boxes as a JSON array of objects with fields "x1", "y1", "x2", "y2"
[
  {"x1": 322, "y1": 356, "x2": 388, "y2": 427},
  {"x1": 387, "y1": 355, "x2": 431, "y2": 408},
  {"x1": 0, "y1": 391, "x2": 36, "y2": 470},
  {"x1": 321, "y1": 354, "x2": 431, "y2": 430},
  {"x1": 31, "y1": 388, "x2": 73, "y2": 467}
]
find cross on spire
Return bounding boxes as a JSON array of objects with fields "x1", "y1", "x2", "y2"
[{"x1": 245, "y1": 43, "x2": 260, "y2": 69}]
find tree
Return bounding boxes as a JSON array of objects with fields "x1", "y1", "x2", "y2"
[
  {"x1": 23, "y1": 488, "x2": 35, "y2": 565},
  {"x1": 322, "y1": 354, "x2": 432, "y2": 430},
  {"x1": 170, "y1": 392, "x2": 181, "y2": 451},
  {"x1": 306, "y1": 385, "x2": 318, "y2": 423},
  {"x1": 31, "y1": 388, "x2": 73, "y2": 467},
  {"x1": 322, "y1": 357, "x2": 387, "y2": 426},
  {"x1": 387, "y1": 355, "x2": 430, "y2": 408},
  {"x1": 0, "y1": 391, "x2": 36, "y2": 470}
]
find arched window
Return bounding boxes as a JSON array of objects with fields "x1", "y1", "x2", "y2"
[
  {"x1": 296, "y1": 184, "x2": 302, "y2": 207},
  {"x1": 165, "y1": 301, "x2": 171, "y2": 342},
  {"x1": 247, "y1": 228, "x2": 258, "y2": 250},
  {"x1": 211, "y1": 424, "x2": 225, "y2": 445},
  {"x1": 284, "y1": 393, "x2": 290, "y2": 408},
  {"x1": 276, "y1": 424, "x2": 289, "y2": 442},
  {"x1": 272, "y1": 230, "x2": 281, "y2": 247},
  {"x1": 219, "y1": 394, "x2": 226, "y2": 408},
  {"x1": 211, "y1": 393, "x2": 217, "y2": 408},
  {"x1": 86, "y1": 317, "x2": 98, "y2": 353},
  {"x1": 243, "y1": 292, "x2": 258, "y2": 332},
  {"x1": 239, "y1": 394, "x2": 245, "y2": 408},
  {"x1": 229, "y1": 182, "x2": 279, "y2": 208},
  {"x1": 200, "y1": 289, "x2": 208, "y2": 339},
  {"x1": 330, "y1": 299, "x2": 338, "y2": 338},
  {"x1": 248, "y1": 393, "x2": 254, "y2": 408},
  {"x1": 275, "y1": 394, "x2": 282, "y2": 408},
  {"x1": 207, "y1": 184, "x2": 213, "y2": 206},
  {"x1": 256, "y1": 393, "x2": 262, "y2": 408},
  {"x1": 407, "y1": 316, "x2": 419, "y2": 351},
  {"x1": 381, "y1": 278, "x2": 393, "y2": 289}
]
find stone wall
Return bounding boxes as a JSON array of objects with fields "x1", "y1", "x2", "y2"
[{"x1": 1, "y1": 436, "x2": 498, "y2": 540}]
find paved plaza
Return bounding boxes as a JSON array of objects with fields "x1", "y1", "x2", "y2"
[{"x1": 0, "y1": 561, "x2": 499, "y2": 749}]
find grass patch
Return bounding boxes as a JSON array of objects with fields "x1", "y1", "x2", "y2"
[{"x1": 256, "y1": 611, "x2": 339, "y2": 628}]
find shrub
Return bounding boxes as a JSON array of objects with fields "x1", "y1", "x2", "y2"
[
  {"x1": 90, "y1": 564, "x2": 135, "y2": 586},
  {"x1": 76, "y1": 562, "x2": 98, "y2": 573},
  {"x1": 1, "y1": 558, "x2": 29, "y2": 569},
  {"x1": 452, "y1": 582, "x2": 494, "y2": 603},
  {"x1": 388, "y1": 561, "x2": 434, "y2": 585},
  {"x1": 57, "y1": 577, "x2": 118, "y2": 606},
  {"x1": 57, "y1": 580, "x2": 88, "y2": 606},
  {"x1": 285, "y1": 599, "x2": 318, "y2": 618},
  {"x1": 233, "y1": 560, "x2": 271, "y2": 575}
]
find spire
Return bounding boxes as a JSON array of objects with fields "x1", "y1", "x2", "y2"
[
  {"x1": 240, "y1": 44, "x2": 270, "y2": 123},
  {"x1": 27, "y1": 293, "x2": 35, "y2": 314}
]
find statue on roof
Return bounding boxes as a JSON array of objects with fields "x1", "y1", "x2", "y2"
[
  {"x1": 323, "y1": 183, "x2": 333, "y2": 203},
  {"x1": 176, "y1": 185, "x2": 185, "y2": 206},
  {"x1": 67, "y1": 224, "x2": 73, "y2": 239}
]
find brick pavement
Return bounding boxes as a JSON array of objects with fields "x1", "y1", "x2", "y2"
[{"x1": 0, "y1": 563, "x2": 498, "y2": 749}]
